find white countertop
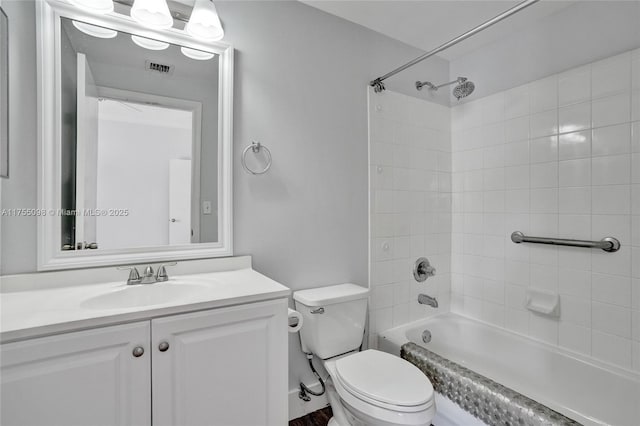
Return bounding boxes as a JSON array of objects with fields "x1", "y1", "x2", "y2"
[{"x1": 0, "y1": 268, "x2": 290, "y2": 343}]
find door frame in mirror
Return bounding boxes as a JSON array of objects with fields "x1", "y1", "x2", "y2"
[{"x1": 36, "y1": 0, "x2": 233, "y2": 270}]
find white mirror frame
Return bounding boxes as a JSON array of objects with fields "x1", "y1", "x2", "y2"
[{"x1": 36, "y1": 0, "x2": 233, "y2": 271}]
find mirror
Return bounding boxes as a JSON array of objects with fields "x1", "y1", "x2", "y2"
[
  {"x1": 37, "y1": 1, "x2": 233, "y2": 270},
  {"x1": 60, "y1": 17, "x2": 220, "y2": 250}
]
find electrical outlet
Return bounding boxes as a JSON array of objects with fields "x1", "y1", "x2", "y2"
[{"x1": 202, "y1": 201, "x2": 212, "y2": 215}]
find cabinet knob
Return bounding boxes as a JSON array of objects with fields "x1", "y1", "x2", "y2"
[
  {"x1": 158, "y1": 341, "x2": 170, "y2": 352},
  {"x1": 132, "y1": 346, "x2": 145, "y2": 357}
]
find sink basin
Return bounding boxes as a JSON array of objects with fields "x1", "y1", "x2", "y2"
[{"x1": 81, "y1": 283, "x2": 208, "y2": 310}]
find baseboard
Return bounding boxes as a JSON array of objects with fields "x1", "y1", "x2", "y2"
[{"x1": 288, "y1": 381, "x2": 330, "y2": 421}]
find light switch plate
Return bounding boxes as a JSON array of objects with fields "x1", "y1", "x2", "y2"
[{"x1": 202, "y1": 201, "x2": 212, "y2": 215}]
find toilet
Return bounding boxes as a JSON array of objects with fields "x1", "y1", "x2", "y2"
[{"x1": 294, "y1": 283, "x2": 436, "y2": 426}]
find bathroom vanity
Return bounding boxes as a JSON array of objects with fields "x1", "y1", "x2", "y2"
[{"x1": 0, "y1": 257, "x2": 290, "y2": 426}]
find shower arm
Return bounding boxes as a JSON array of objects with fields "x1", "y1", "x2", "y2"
[
  {"x1": 370, "y1": 0, "x2": 540, "y2": 92},
  {"x1": 431, "y1": 80, "x2": 458, "y2": 90},
  {"x1": 417, "y1": 78, "x2": 466, "y2": 91}
]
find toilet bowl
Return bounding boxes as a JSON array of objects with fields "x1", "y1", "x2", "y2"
[
  {"x1": 323, "y1": 350, "x2": 435, "y2": 426},
  {"x1": 293, "y1": 284, "x2": 436, "y2": 426}
]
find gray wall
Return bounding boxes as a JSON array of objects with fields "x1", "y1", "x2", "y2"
[
  {"x1": 450, "y1": 0, "x2": 640, "y2": 102},
  {"x1": 0, "y1": 0, "x2": 37, "y2": 274},
  {"x1": 0, "y1": 0, "x2": 449, "y2": 392}
]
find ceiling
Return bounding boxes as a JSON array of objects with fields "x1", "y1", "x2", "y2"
[
  {"x1": 62, "y1": 17, "x2": 218, "y2": 82},
  {"x1": 301, "y1": 0, "x2": 579, "y2": 61}
]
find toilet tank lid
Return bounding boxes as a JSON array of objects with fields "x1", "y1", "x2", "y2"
[{"x1": 293, "y1": 283, "x2": 369, "y2": 307}]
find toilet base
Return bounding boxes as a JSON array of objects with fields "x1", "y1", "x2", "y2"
[{"x1": 327, "y1": 418, "x2": 340, "y2": 426}]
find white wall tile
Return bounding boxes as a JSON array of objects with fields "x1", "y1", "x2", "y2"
[
  {"x1": 592, "y1": 155, "x2": 630, "y2": 185},
  {"x1": 633, "y1": 153, "x2": 640, "y2": 184},
  {"x1": 592, "y1": 123, "x2": 631, "y2": 157},
  {"x1": 504, "y1": 140, "x2": 530, "y2": 166},
  {"x1": 592, "y1": 273, "x2": 631, "y2": 307},
  {"x1": 530, "y1": 76, "x2": 558, "y2": 113},
  {"x1": 560, "y1": 295, "x2": 591, "y2": 326},
  {"x1": 559, "y1": 65, "x2": 591, "y2": 106},
  {"x1": 483, "y1": 145, "x2": 505, "y2": 169},
  {"x1": 559, "y1": 187, "x2": 591, "y2": 215},
  {"x1": 481, "y1": 93, "x2": 505, "y2": 125},
  {"x1": 559, "y1": 131, "x2": 591, "y2": 160},
  {"x1": 530, "y1": 109, "x2": 559, "y2": 138},
  {"x1": 504, "y1": 116, "x2": 529, "y2": 142},
  {"x1": 377, "y1": 50, "x2": 639, "y2": 373},
  {"x1": 633, "y1": 185, "x2": 640, "y2": 215},
  {"x1": 531, "y1": 163, "x2": 558, "y2": 188},
  {"x1": 559, "y1": 214, "x2": 591, "y2": 239},
  {"x1": 506, "y1": 308, "x2": 529, "y2": 334},
  {"x1": 559, "y1": 322, "x2": 591, "y2": 354},
  {"x1": 370, "y1": 92, "x2": 452, "y2": 333},
  {"x1": 504, "y1": 84, "x2": 530, "y2": 119},
  {"x1": 591, "y1": 52, "x2": 631, "y2": 99},
  {"x1": 559, "y1": 102, "x2": 591, "y2": 134},
  {"x1": 559, "y1": 159, "x2": 591, "y2": 187},
  {"x1": 592, "y1": 93, "x2": 631, "y2": 128},
  {"x1": 559, "y1": 268, "x2": 591, "y2": 297},
  {"x1": 529, "y1": 314, "x2": 559, "y2": 345},
  {"x1": 592, "y1": 302, "x2": 631, "y2": 337},
  {"x1": 592, "y1": 330, "x2": 632, "y2": 369},
  {"x1": 531, "y1": 188, "x2": 558, "y2": 214},
  {"x1": 530, "y1": 136, "x2": 558, "y2": 163},
  {"x1": 592, "y1": 185, "x2": 630, "y2": 214},
  {"x1": 505, "y1": 165, "x2": 530, "y2": 189}
]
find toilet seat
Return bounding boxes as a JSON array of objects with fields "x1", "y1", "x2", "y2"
[
  {"x1": 336, "y1": 350, "x2": 434, "y2": 409},
  {"x1": 325, "y1": 350, "x2": 435, "y2": 414}
]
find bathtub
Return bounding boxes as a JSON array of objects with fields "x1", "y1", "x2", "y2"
[{"x1": 379, "y1": 313, "x2": 640, "y2": 426}]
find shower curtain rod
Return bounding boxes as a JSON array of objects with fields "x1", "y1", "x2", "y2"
[{"x1": 370, "y1": 0, "x2": 540, "y2": 93}]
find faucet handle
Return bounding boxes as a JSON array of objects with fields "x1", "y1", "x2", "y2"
[
  {"x1": 117, "y1": 266, "x2": 141, "y2": 285},
  {"x1": 156, "y1": 262, "x2": 177, "y2": 282}
]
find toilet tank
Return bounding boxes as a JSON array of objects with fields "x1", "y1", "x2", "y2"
[{"x1": 293, "y1": 283, "x2": 369, "y2": 359}]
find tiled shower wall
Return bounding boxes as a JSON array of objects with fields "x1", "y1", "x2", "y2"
[
  {"x1": 368, "y1": 89, "x2": 452, "y2": 348},
  {"x1": 451, "y1": 49, "x2": 640, "y2": 371}
]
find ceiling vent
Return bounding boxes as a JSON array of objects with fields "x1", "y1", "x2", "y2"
[{"x1": 145, "y1": 60, "x2": 174, "y2": 75}]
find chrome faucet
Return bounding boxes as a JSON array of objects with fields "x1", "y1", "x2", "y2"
[
  {"x1": 418, "y1": 294, "x2": 438, "y2": 308},
  {"x1": 118, "y1": 263, "x2": 177, "y2": 285},
  {"x1": 140, "y1": 266, "x2": 157, "y2": 284}
]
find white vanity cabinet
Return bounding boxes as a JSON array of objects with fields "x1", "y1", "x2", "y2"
[
  {"x1": 0, "y1": 299, "x2": 288, "y2": 426},
  {"x1": 0, "y1": 322, "x2": 152, "y2": 426},
  {"x1": 152, "y1": 299, "x2": 288, "y2": 426}
]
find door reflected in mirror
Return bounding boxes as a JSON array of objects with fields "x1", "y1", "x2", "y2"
[{"x1": 59, "y1": 17, "x2": 220, "y2": 252}]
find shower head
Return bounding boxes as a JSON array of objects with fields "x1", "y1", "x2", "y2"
[
  {"x1": 416, "y1": 76, "x2": 475, "y2": 100},
  {"x1": 453, "y1": 80, "x2": 475, "y2": 100}
]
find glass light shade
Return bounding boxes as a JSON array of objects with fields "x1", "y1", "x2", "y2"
[
  {"x1": 68, "y1": 0, "x2": 114, "y2": 14},
  {"x1": 180, "y1": 47, "x2": 215, "y2": 61},
  {"x1": 131, "y1": 0, "x2": 173, "y2": 29},
  {"x1": 131, "y1": 35, "x2": 170, "y2": 50},
  {"x1": 185, "y1": 0, "x2": 224, "y2": 41},
  {"x1": 72, "y1": 21, "x2": 118, "y2": 38}
]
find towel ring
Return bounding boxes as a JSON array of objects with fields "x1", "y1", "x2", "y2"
[{"x1": 241, "y1": 142, "x2": 272, "y2": 175}]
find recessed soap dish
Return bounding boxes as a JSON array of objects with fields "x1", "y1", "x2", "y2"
[{"x1": 525, "y1": 288, "x2": 560, "y2": 318}]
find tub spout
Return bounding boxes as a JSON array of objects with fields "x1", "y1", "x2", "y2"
[{"x1": 418, "y1": 294, "x2": 438, "y2": 308}]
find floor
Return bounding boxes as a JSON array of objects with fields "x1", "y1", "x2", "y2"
[{"x1": 289, "y1": 406, "x2": 333, "y2": 426}]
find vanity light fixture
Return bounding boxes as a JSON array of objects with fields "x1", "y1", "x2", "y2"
[
  {"x1": 72, "y1": 21, "x2": 118, "y2": 39},
  {"x1": 185, "y1": 0, "x2": 224, "y2": 41},
  {"x1": 67, "y1": 0, "x2": 114, "y2": 15},
  {"x1": 131, "y1": 0, "x2": 173, "y2": 29},
  {"x1": 180, "y1": 46, "x2": 215, "y2": 61},
  {"x1": 131, "y1": 35, "x2": 170, "y2": 50}
]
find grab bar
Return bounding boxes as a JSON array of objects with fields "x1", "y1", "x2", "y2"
[{"x1": 510, "y1": 231, "x2": 621, "y2": 253}]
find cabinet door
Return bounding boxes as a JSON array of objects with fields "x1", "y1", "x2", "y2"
[
  {"x1": 152, "y1": 299, "x2": 288, "y2": 426},
  {"x1": 1, "y1": 322, "x2": 151, "y2": 426}
]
